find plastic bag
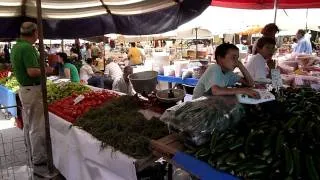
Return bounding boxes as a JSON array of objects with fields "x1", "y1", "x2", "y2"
[{"x1": 160, "y1": 96, "x2": 244, "y2": 146}]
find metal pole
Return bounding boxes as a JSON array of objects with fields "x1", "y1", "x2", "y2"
[
  {"x1": 273, "y1": 0, "x2": 278, "y2": 24},
  {"x1": 305, "y1": 8, "x2": 309, "y2": 30},
  {"x1": 35, "y1": 0, "x2": 55, "y2": 175},
  {"x1": 195, "y1": 28, "x2": 198, "y2": 59},
  {"x1": 61, "y1": 39, "x2": 64, "y2": 52}
]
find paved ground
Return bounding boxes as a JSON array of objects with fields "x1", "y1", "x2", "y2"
[{"x1": 0, "y1": 113, "x2": 65, "y2": 180}]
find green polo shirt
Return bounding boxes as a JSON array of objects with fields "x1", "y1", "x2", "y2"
[
  {"x1": 64, "y1": 63, "x2": 80, "y2": 83},
  {"x1": 11, "y1": 39, "x2": 40, "y2": 86}
]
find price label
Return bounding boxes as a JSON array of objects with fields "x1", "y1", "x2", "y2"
[
  {"x1": 7, "y1": 71, "x2": 12, "y2": 77},
  {"x1": 73, "y1": 95, "x2": 85, "y2": 105},
  {"x1": 271, "y1": 69, "x2": 283, "y2": 89}
]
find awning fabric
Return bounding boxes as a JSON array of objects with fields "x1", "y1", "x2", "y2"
[
  {"x1": 211, "y1": 0, "x2": 320, "y2": 9},
  {"x1": 0, "y1": 0, "x2": 211, "y2": 39}
]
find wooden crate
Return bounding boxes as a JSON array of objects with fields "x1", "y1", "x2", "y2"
[
  {"x1": 135, "y1": 134, "x2": 183, "y2": 172},
  {"x1": 151, "y1": 133, "x2": 184, "y2": 160}
]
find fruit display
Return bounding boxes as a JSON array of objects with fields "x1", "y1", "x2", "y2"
[
  {"x1": 47, "y1": 82, "x2": 91, "y2": 104},
  {"x1": 190, "y1": 88, "x2": 320, "y2": 179},
  {"x1": 75, "y1": 96, "x2": 169, "y2": 159},
  {"x1": 49, "y1": 91, "x2": 119, "y2": 123}
]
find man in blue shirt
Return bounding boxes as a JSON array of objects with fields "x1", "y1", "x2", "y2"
[{"x1": 293, "y1": 29, "x2": 312, "y2": 54}]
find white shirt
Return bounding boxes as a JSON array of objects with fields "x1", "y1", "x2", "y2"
[
  {"x1": 246, "y1": 53, "x2": 268, "y2": 82},
  {"x1": 85, "y1": 49, "x2": 92, "y2": 59},
  {"x1": 104, "y1": 62, "x2": 123, "y2": 80},
  {"x1": 80, "y1": 64, "x2": 94, "y2": 84},
  {"x1": 112, "y1": 77, "x2": 135, "y2": 95}
]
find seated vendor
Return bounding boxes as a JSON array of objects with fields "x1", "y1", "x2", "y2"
[
  {"x1": 192, "y1": 43, "x2": 258, "y2": 99},
  {"x1": 80, "y1": 58, "x2": 94, "y2": 84},
  {"x1": 112, "y1": 66, "x2": 135, "y2": 96},
  {"x1": 246, "y1": 37, "x2": 276, "y2": 82},
  {"x1": 57, "y1": 52, "x2": 80, "y2": 83},
  {"x1": 104, "y1": 57, "x2": 123, "y2": 89}
]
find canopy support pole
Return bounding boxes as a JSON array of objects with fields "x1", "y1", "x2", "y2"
[
  {"x1": 305, "y1": 8, "x2": 309, "y2": 30},
  {"x1": 61, "y1": 39, "x2": 64, "y2": 52},
  {"x1": 195, "y1": 28, "x2": 198, "y2": 59},
  {"x1": 273, "y1": 0, "x2": 278, "y2": 23},
  {"x1": 35, "y1": 0, "x2": 59, "y2": 177}
]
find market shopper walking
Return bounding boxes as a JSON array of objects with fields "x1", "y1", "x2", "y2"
[
  {"x1": 11, "y1": 22, "x2": 54, "y2": 166},
  {"x1": 128, "y1": 42, "x2": 143, "y2": 65}
]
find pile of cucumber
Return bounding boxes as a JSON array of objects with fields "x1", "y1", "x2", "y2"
[{"x1": 191, "y1": 88, "x2": 320, "y2": 180}]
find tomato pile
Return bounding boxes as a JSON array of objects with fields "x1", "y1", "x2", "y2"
[
  {"x1": 49, "y1": 91, "x2": 119, "y2": 123},
  {"x1": 0, "y1": 70, "x2": 10, "y2": 79}
]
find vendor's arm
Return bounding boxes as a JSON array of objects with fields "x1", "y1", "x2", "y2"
[
  {"x1": 236, "y1": 61, "x2": 254, "y2": 87},
  {"x1": 211, "y1": 85, "x2": 260, "y2": 99},
  {"x1": 64, "y1": 68, "x2": 71, "y2": 79},
  {"x1": 88, "y1": 66, "x2": 94, "y2": 76},
  {"x1": 27, "y1": 67, "x2": 53, "y2": 77}
]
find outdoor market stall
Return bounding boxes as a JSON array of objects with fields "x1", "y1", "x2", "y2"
[{"x1": 44, "y1": 81, "x2": 172, "y2": 180}]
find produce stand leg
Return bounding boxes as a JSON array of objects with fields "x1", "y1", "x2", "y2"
[
  {"x1": 168, "y1": 82, "x2": 172, "y2": 89},
  {"x1": 168, "y1": 163, "x2": 173, "y2": 180}
]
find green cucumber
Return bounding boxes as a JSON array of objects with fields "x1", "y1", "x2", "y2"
[
  {"x1": 306, "y1": 155, "x2": 320, "y2": 180},
  {"x1": 210, "y1": 132, "x2": 217, "y2": 152},
  {"x1": 284, "y1": 145, "x2": 294, "y2": 175},
  {"x1": 245, "y1": 130, "x2": 255, "y2": 154},
  {"x1": 275, "y1": 132, "x2": 284, "y2": 155},
  {"x1": 195, "y1": 148, "x2": 210, "y2": 159},
  {"x1": 292, "y1": 148, "x2": 301, "y2": 178},
  {"x1": 247, "y1": 170, "x2": 264, "y2": 178},
  {"x1": 285, "y1": 117, "x2": 298, "y2": 129}
]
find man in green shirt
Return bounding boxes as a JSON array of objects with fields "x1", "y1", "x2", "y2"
[{"x1": 11, "y1": 22, "x2": 53, "y2": 166}]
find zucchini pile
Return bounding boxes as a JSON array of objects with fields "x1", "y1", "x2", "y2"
[
  {"x1": 161, "y1": 96, "x2": 244, "y2": 146},
  {"x1": 191, "y1": 88, "x2": 320, "y2": 180}
]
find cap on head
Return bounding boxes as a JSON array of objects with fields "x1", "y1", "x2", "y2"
[{"x1": 20, "y1": 22, "x2": 37, "y2": 36}]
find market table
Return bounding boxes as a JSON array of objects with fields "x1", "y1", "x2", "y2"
[
  {"x1": 157, "y1": 75, "x2": 198, "y2": 88},
  {"x1": 49, "y1": 87, "x2": 161, "y2": 180},
  {"x1": 49, "y1": 112, "x2": 145, "y2": 180},
  {"x1": 0, "y1": 85, "x2": 17, "y2": 117}
]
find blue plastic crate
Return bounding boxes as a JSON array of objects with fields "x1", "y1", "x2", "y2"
[
  {"x1": 172, "y1": 151, "x2": 239, "y2": 180},
  {"x1": 0, "y1": 85, "x2": 17, "y2": 117},
  {"x1": 157, "y1": 75, "x2": 198, "y2": 87}
]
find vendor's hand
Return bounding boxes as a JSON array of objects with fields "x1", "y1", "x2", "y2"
[
  {"x1": 267, "y1": 59, "x2": 276, "y2": 69},
  {"x1": 234, "y1": 59, "x2": 243, "y2": 68},
  {"x1": 243, "y1": 88, "x2": 260, "y2": 99}
]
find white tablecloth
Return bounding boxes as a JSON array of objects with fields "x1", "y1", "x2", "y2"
[{"x1": 49, "y1": 113, "x2": 138, "y2": 180}]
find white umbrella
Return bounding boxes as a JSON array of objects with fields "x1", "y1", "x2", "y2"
[{"x1": 176, "y1": 27, "x2": 212, "y2": 39}]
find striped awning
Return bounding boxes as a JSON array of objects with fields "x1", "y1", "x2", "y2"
[
  {"x1": 0, "y1": 0, "x2": 176, "y2": 18},
  {"x1": 0, "y1": 0, "x2": 211, "y2": 39}
]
